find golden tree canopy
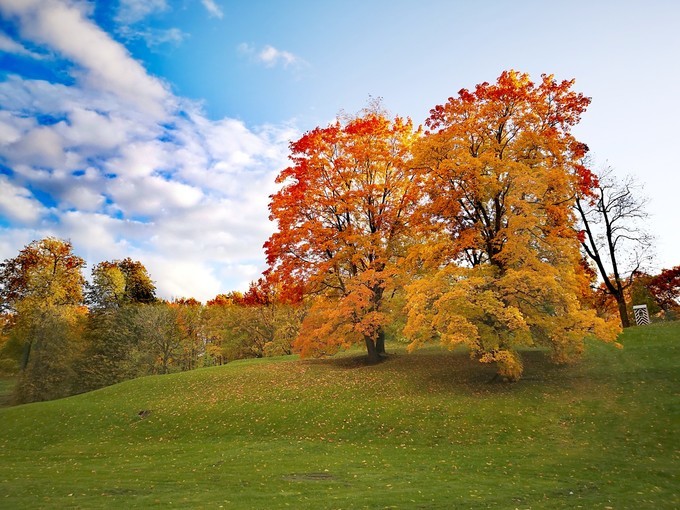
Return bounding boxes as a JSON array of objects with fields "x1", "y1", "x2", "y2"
[{"x1": 405, "y1": 71, "x2": 620, "y2": 380}]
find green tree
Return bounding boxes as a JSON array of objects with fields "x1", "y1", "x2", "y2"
[
  {"x1": 86, "y1": 258, "x2": 156, "y2": 309},
  {"x1": 203, "y1": 282, "x2": 303, "y2": 363},
  {"x1": 78, "y1": 258, "x2": 158, "y2": 390},
  {"x1": 237, "y1": 279, "x2": 302, "y2": 358},
  {"x1": 134, "y1": 303, "x2": 182, "y2": 374},
  {"x1": 628, "y1": 272, "x2": 662, "y2": 317},
  {"x1": 0, "y1": 237, "x2": 84, "y2": 314},
  {"x1": 77, "y1": 305, "x2": 142, "y2": 391},
  {"x1": 173, "y1": 298, "x2": 205, "y2": 371},
  {"x1": 118, "y1": 258, "x2": 156, "y2": 304},
  {"x1": 11, "y1": 305, "x2": 86, "y2": 402}
]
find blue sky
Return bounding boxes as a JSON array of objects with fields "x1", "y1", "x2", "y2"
[{"x1": 0, "y1": 0, "x2": 678, "y2": 301}]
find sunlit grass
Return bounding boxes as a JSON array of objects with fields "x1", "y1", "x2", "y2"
[{"x1": 1, "y1": 322, "x2": 678, "y2": 508}]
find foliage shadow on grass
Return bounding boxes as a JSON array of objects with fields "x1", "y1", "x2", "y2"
[{"x1": 299, "y1": 346, "x2": 576, "y2": 396}]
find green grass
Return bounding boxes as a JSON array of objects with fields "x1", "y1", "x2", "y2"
[{"x1": 1, "y1": 323, "x2": 678, "y2": 509}]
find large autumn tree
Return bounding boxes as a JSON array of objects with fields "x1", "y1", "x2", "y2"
[
  {"x1": 404, "y1": 71, "x2": 619, "y2": 380},
  {"x1": 265, "y1": 109, "x2": 421, "y2": 361}
]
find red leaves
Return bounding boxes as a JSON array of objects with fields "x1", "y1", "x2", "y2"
[
  {"x1": 264, "y1": 71, "x2": 611, "y2": 368},
  {"x1": 574, "y1": 164, "x2": 599, "y2": 198},
  {"x1": 648, "y1": 266, "x2": 680, "y2": 309},
  {"x1": 265, "y1": 109, "x2": 420, "y2": 357}
]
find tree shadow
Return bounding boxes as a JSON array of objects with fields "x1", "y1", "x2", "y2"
[
  {"x1": 298, "y1": 346, "x2": 582, "y2": 395},
  {"x1": 301, "y1": 352, "x2": 389, "y2": 369}
]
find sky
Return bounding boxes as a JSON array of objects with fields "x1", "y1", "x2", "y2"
[{"x1": 0, "y1": 0, "x2": 678, "y2": 302}]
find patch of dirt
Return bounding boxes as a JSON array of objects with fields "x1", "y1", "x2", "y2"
[{"x1": 282, "y1": 472, "x2": 336, "y2": 482}]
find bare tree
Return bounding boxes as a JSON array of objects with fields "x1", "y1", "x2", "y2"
[{"x1": 575, "y1": 166, "x2": 654, "y2": 327}]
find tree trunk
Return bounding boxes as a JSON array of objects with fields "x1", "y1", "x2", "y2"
[
  {"x1": 364, "y1": 336, "x2": 381, "y2": 363},
  {"x1": 616, "y1": 294, "x2": 631, "y2": 328},
  {"x1": 376, "y1": 328, "x2": 386, "y2": 355},
  {"x1": 21, "y1": 340, "x2": 32, "y2": 370}
]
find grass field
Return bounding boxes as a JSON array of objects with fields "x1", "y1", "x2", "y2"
[{"x1": 0, "y1": 322, "x2": 678, "y2": 509}]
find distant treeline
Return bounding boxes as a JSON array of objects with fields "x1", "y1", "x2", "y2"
[{"x1": 0, "y1": 237, "x2": 304, "y2": 404}]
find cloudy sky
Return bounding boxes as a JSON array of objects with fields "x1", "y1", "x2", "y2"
[{"x1": 0, "y1": 0, "x2": 678, "y2": 302}]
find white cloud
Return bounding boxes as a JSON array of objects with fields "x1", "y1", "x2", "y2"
[
  {"x1": 195, "y1": 115, "x2": 266, "y2": 166},
  {"x1": 0, "y1": 33, "x2": 43, "y2": 59},
  {"x1": 0, "y1": 175, "x2": 47, "y2": 224},
  {"x1": 105, "y1": 140, "x2": 167, "y2": 180},
  {"x1": 55, "y1": 210, "x2": 153, "y2": 268},
  {"x1": 115, "y1": 0, "x2": 167, "y2": 25},
  {"x1": 55, "y1": 108, "x2": 130, "y2": 151},
  {"x1": 0, "y1": 1, "x2": 298, "y2": 301},
  {"x1": 58, "y1": 211, "x2": 125, "y2": 253},
  {"x1": 0, "y1": 75, "x2": 138, "y2": 121},
  {"x1": 143, "y1": 27, "x2": 186, "y2": 46},
  {"x1": 107, "y1": 175, "x2": 204, "y2": 217},
  {"x1": 201, "y1": 0, "x2": 223, "y2": 19},
  {"x1": 5, "y1": 126, "x2": 66, "y2": 168},
  {"x1": 142, "y1": 256, "x2": 222, "y2": 301},
  {"x1": 112, "y1": 0, "x2": 187, "y2": 50},
  {"x1": 60, "y1": 184, "x2": 106, "y2": 212},
  {"x1": 0, "y1": 227, "x2": 47, "y2": 263},
  {"x1": 258, "y1": 45, "x2": 299, "y2": 68},
  {"x1": 0, "y1": 0, "x2": 171, "y2": 118},
  {"x1": 0, "y1": 111, "x2": 29, "y2": 145},
  {"x1": 117, "y1": 25, "x2": 188, "y2": 49},
  {"x1": 238, "y1": 42, "x2": 305, "y2": 69}
]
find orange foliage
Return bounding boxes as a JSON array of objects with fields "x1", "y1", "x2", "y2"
[
  {"x1": 265, "y1": 109, "x2": 421, "y2": 360},
  {"x1": 206, "y1": 292, "x2": 244, "y2": 307},
  {"x1": 405, "y1": 70, "x2": 620, "y2": 379}
]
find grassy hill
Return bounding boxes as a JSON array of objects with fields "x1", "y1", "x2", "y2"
[{"x1": 1, "y1": 322, "x2": 678, "y2": 509}]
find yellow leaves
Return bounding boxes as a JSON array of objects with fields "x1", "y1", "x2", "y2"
[
  {"x1": 404, "y1": 265, "x2": 533, "y2": 360},
  {"x1": 403, "y1": 233, "x2": 622, "y2": 379},
  {"x1": 269, "y1": 73, "x2": 620, "y2": 376},
  {"x1": 479, "y1": 349, "x2": 523, "y2": 382},
  {"x1": 590, "y1": 313, "x2": 623, "y2": 345},
  {"x1": 436, "y1": 319, "x2": 479, "y2": 351}
]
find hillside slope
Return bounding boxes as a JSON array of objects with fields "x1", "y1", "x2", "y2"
[{"x1": 1, "y1": 323, "x2": 678, "y2": 509}]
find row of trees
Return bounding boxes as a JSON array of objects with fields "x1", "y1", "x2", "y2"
[
  {"x1": 0, "y1": 239, "x2": 303, "y2": 403},
  {"x1": 264, "y1": 70, "x2": 677, "y2": 380},
  {"x1": 2, "y1": 70, "x2": 677, "y2": 400}
]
